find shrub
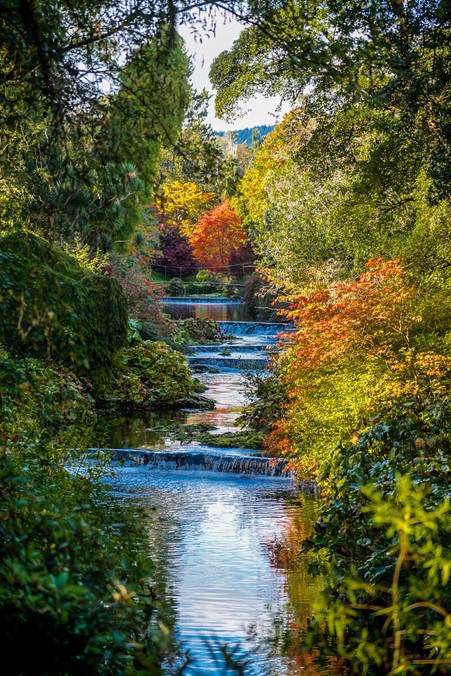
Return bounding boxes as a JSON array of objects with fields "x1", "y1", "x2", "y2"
[
  {"x1": 0, "y1": 356, "x2": 93, "y2": 435},
  {"x1": 167, "y1": 277, "x2": 185, "y2": 296},
  {"x1": 0, "y1": 356, "x2": 162, "y2": 673},
  {"x1": 0, "y1": 441, "x2": 159, "y2": 673},
  {"x1": 305, "y1": 395, "x2": 451, "y2": 673},
  {"x1": 0, "y1": 231, "x2": 128, "y2": 393},
  {"x1": 176, "y1": 318, "x2": 225, "y2": 344},
  {"x1": 115, "y1": 340, "x2": 193, "y2": 406},
  {"x1": 238, "y1": 372, "x2": 287, "y2": 436}
]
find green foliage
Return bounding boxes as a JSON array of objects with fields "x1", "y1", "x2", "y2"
[
  {"x1": 167, "y1": 277, "x2": 185, "y2": 296},
  {"x1": 175, "y1": 318, "x2": 226, "y2": 345},
  {"x1": 194, "y1": 430, "x2": 265, "y2": 450},
  {"x1": 62, "y1": 236, "x2": 107, "y2": 273},
  {"x1": 211, "y1": 1, "x2": 450, "y2": 205},
  {"x1": 0, "y1": 356, "x2": 93, "y2": 436},
  {"x1": 0, "y1": 451, "x2": 159, "y2": 674},
  {"x1": 0, "y1": 5, "x2": 191, "y2": 248},
  {"x1": 0, "y1": 350, "x2": 164, "y2": 673},
  {"x1": 306, "y1": 396, "x2": 451, "y2": 673},
  {"x1": 0, "y1": 231, "x2": 128, "y2": 393},
  {"x1": 157, "y1": 89, "x2": 232, "y2": 198},
  {"x1": 114, "y1": 341, "x2": 194, "y2": 407},
  {"x1": 238, "y1": 372, "x2": 288, "y2": 436}
]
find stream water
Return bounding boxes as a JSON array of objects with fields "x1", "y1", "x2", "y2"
[{"x1": 106, "y1": 301, "x2": 319, "y2": 675}]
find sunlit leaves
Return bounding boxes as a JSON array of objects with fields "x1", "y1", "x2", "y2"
[{"x1": 190, "y1": 199, "x2": 247, "y2": 269}]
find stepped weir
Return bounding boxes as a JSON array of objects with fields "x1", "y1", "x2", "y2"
[{"x1": 108, "y1": 449, "x2": 293, "y2": 477}]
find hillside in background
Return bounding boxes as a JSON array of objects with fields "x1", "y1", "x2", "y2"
[{"x1": 215, "y1": 125, "x2": 274, "y2": 147}]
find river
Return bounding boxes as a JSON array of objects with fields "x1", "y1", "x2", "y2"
[{"x1": 106, "y1": 300, "x2": 319, "y2": 675}]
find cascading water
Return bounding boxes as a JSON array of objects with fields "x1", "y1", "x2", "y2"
[
  {"x1": 107, "y1": 306, "x2": 291, "y2": 467},
  {"x1": 105, "y1": 299, "x2": 316, "y2": 675},
  {"x1": 219, "y1": 320, "x2": 291, "y2": 336},
  {"x1": 110, "y1": 449, "x2": 292, "y2": 476}
]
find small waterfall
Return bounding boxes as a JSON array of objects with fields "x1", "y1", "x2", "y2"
[
  {"x1": 219, "y1": 321, "x2": 291, "y2": 336},
  {"x1": 163, "y1": 298, "x2": 243, "y2": 304},
  {"x1": 189, "y1": 344, "x2": 272, "y2": 353},
  {"x1": 189, "y1": 356, "x2": 267, "y2": 371},
  {"x1": 108, "y1": 449, "x2": 293, "y2": 477}
]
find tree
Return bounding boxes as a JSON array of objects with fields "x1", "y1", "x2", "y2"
[
  {"x1": 190, "y1": 200, "x2": 247, "y2": 269},
  {"x1": 210, "y1": 0, "x2": 451, "y2": 201},
  {"x1": 154, "y1": 180, "x2": 215, "y2": 238},
  {"x1": 156, "y1": 223, "x2": 197, "y2": 276},
  {"x1": 157, "y1": 89, "x2": 228, "y2": 195},
  {"x1": 0, "y1": 5, "x2": 191, "y2": 249},
  {"x1": 266, "y1": 258, "x2": 450, "y2": 481}
]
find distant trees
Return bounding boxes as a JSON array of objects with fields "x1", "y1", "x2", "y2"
[
  {"x1": 154, "y1": 180, "x2": 215, "y2": 239},
  {"x1": 156, "y1": 224, "x2": 197, "y2": 276},
  {"x1": 190, "y1": 200, "x2": 247, "y2": 269}
]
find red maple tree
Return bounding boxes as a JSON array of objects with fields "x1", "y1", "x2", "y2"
[{"x1": 190, "y1": 200, "x2": 247, "y2": 269}]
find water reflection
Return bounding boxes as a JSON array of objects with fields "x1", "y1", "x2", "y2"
[
  {"x1": 108, "y1": 469, "x2": 317, "y2": 675},
  {"x1": 163, "y1": 301, "x2": 254, "y2": 322},
  {"x1": 107, "y1": 373, "x2": 247, "y2": 449},
  {"x1": 104, "y1": 302, "x2": 321, "y2": 673}
]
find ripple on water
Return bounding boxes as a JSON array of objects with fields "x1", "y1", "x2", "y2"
[{"x1": 108, "y1": 468, "x2": 305, "y2": 675}]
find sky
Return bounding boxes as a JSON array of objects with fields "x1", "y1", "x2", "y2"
[{"x1": 178, "y1": 17, "x2": 290, "y2": 132}]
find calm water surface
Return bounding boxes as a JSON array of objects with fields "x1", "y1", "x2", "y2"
[
  {"x1": 163, "y1": 300, "x2": 254, "y2": 322},
  {"x1": 107, "y1": 302, "x2": 319, "y2": 674}
]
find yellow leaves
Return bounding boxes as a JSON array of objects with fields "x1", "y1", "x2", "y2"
[
  {"x1": 112, "y1": 579, "x2": 136, "y2": 604},
  {"x1": 61, "y1": 235, "x2": 106, "y2": 273},
  {"x1": 155, "y1": 180, "x2": 214, "y2": 238}
]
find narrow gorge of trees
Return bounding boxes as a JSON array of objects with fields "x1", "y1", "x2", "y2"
[{"x1": 0, "y1": 1, "x2": 450, "y2": 673}]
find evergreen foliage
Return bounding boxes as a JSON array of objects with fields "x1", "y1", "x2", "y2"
[{"x1": 0, "y1": 231, "x2": 128, "y2": 392}]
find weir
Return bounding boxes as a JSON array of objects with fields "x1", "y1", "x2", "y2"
[
  {"x1": 188, "y1": 355, "x2": 267, "y2": 371},
  {"x1": 189, "y1": 343, "x2": 272, "y2": 353},
  {"x1": 218, "y1": 321, "x2": 291, "y2": 336},
  {"x1": 109, "y1": 448, "x2": 293, "y2": 477},
  {"x1": 163, "y1": 298, "x2": 243, "y2": 304}
]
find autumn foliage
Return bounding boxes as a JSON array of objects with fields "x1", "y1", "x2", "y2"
[
  {"x1": 156, "y1": 223, "x2": 197, "y2": 276},
  {"x1": 266, "y1": 258, "x2": 451, "y2": 479},
  {"x1": 280, "y1": 258, "x2": 418, "y2": 375},
  {"x1": 154, "y1": 180, "x2": 214, "y2": 238},
  {"x1": 190, "y1": 200, "x2": 247, "y2": 269}
]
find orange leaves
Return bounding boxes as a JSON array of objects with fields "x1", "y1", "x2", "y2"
[
  {"x1": 263, "y1": 258, "x2": 427, "y2": 480},
  {"x1": 278, "y1": 258, "x2": 419, "y2": 377},
  {"x1": 190, "y1": 200, "x2": 247, "y2": 269}
]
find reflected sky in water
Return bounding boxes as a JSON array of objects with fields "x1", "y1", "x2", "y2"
[{"x1": 109, "y1": 468, "x2": 317, "y2": 675}]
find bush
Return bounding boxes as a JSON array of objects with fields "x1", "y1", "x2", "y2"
[
  {"x1": 0, "y1": 356, "x2": 163, "y2": 673},
  {"x1": 176, "y1": 318, "x2": 226, "y2": 344},
  {"x1": 0, "y1": 451, "x2": 159, "y2": 674},
  {"x1": 0, "y1": 356, "x2": 93, "y2": 435},
  {"x1": 183, "y1": 281, "x2": 218, "y2": 295},
  {"x1": 115, "y1": 340, "x2": 193, "y2": 406},
  {"x1": 238, "y1": 372, "x2": 287, "y2": 436},
  {"x1": 0, "y1": 231, "x2": 128, "y2": 393},
  {"x1": 305, "y1": 395, "x2": 451, "y2": 673},
  {"x1": 167, "y1": 277, "x2": 185, "y2": 296}
]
